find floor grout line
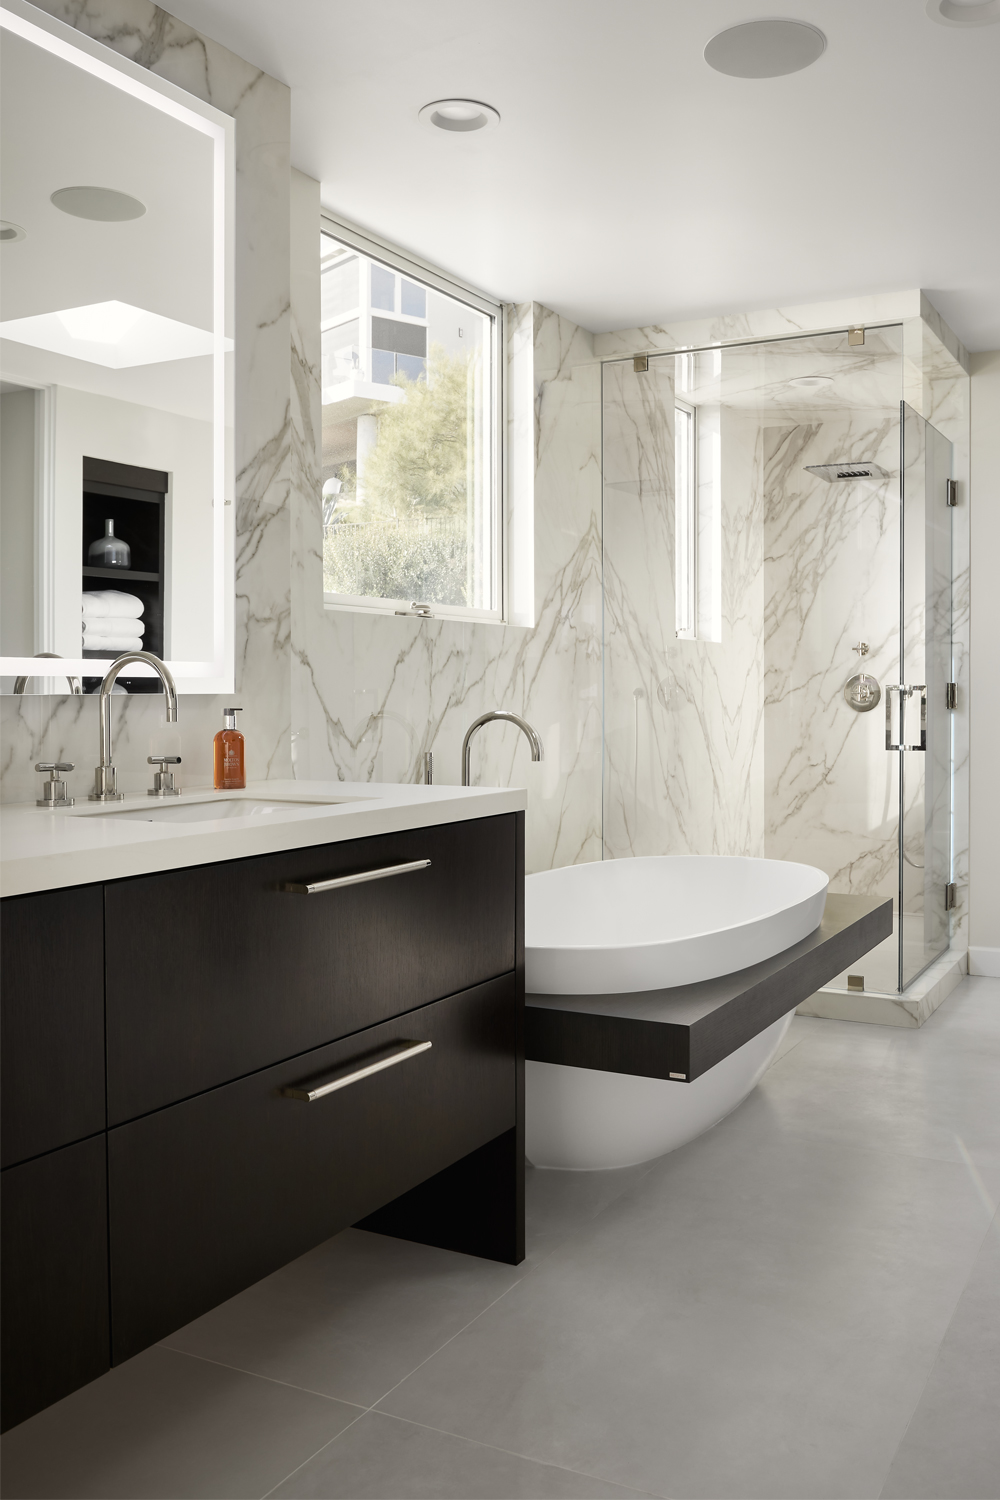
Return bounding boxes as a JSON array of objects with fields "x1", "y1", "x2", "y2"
[
  {"x1": 258, "y1": 1278, "x2": 526, "y2": 1498},
  {"x1": 157, "y1": 1343, "x2": 368, "y2": 1409}
]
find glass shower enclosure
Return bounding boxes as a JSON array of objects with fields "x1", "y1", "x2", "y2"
[{"x1": 601, "y1": 326, "x2": 955, "y2": 999}]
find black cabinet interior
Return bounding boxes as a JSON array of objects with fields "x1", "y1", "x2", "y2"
[
  {"x1": 1, "y1": 1138, "x2": 110, "y2": 1433},
  {"x1": 1, "y1": 884, "x2": 106, "y2": 1169},
  {"x1": 105, "y1": 815, "x2": 517, "y2": 1124},
  {"x1": 82, "y1": 455, "x2": 167, "y2": 694}
]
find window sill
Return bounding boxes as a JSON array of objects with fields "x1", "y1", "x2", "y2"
[{"x1": 323, "y1": 594, "x2": 505, "y2": 627}]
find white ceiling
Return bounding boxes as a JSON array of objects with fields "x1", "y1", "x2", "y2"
[{"x1": 163, "y1": 0, "x2": 1000, "y2": 349}]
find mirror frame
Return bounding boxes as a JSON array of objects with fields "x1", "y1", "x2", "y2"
[{"x1": 0, "y1": 0, "x2": 235, "y2": 693}]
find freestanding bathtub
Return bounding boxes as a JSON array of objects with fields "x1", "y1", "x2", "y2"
[{"x1": 525, "y1": 856, "x2": 829, "y2": 1170}]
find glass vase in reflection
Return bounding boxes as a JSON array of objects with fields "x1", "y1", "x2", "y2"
[{"x1": 88, "y1": 519, "x2": 131, "y2": 569}]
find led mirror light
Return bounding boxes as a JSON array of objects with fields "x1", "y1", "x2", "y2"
[
  {"x1": 0, "y1": 299, "x2": 232, "y2": 368},
  {"x1": 418, "y1": 98, "x2": 500, "y2": 132}
]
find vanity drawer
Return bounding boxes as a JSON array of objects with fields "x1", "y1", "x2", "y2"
[
  {"x1": 1, "y1": 885, "x2": 106, "y2": 1168},
  {"x1": 105, "y1": 814, "x2": 516, "y2": 1124},
  {"x1": 107, "y1": 972, "x2": 515, "y2": 1363}
]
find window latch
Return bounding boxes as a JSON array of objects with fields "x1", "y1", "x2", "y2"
[{"x1": 394, "y1": 602, "x2": 433, "y2": 618}]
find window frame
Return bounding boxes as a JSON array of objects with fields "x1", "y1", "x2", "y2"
[{"x1": 319, "y1": 210, "x2": 506, "y2": 624}]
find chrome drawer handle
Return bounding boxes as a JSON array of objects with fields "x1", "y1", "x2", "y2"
[
  {"x1": 280, "y1": 1039, "x2": 432, "y2": 1102},
  {"x1": 280, "y1": 858, "x2": 431, "y2": 895}
]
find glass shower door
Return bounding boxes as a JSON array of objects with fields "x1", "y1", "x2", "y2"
[{"x1": 898, "y1": 402, "x2": 953, "y2": 989}]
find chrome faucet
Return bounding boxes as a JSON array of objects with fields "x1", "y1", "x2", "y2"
[
  {"x1": 462, "y1": 711, "x2": 543, "y2": 787},
  {"x1": 13, "y1": 653, "x2": 82, "y2": 696},
  {"x1": 90, "y1": 651, "x2": 178, "y2": 801}
]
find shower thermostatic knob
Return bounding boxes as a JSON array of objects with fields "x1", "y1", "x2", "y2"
[{"x1": 844, "y1": 673, "x2": 881, "y2": 713}]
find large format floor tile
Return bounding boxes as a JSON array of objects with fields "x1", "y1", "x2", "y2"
[
  {"x1": 880, "y1": 1213, "x2": 1000, "y2": 1500},
  {"x1": 268, "y1": 1410, "x2": 653, "y2": 1499},
  {"x1": 0, "y1": 1346, "x2": 359, "y2": 1500},
  {"x1": 378, "y1": 1082, "x2": 996, "y2": 1497}
]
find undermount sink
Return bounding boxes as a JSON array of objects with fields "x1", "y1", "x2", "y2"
[{"x1": 87, "y1": 794, "x2": 364, "y2": 824}]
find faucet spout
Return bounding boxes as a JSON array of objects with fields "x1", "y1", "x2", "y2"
[
  {"x1": 13, "y1": 653, "x2": 82, "y2": 697},
  {"x1": 91, "y1": 651, "x2": 178, "y2": 801},
  {"x1": 461, "y1": 711, "x2": 543, "y2": 787}
]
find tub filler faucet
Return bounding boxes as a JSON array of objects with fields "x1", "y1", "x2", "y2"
[
  {"x1": 461, "y1": 711, "x2": 543, "y2": 787},
  {"x1": 90, "y1": 651, "x2": 178, "y2": 801}
]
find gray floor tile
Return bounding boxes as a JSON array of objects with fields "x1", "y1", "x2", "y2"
[
  {"x1": 162, "y1": 1228, "x2": 524, "y2": 1408},
  {"x1": 880, "y1": 1216, "x2": 1000, "y2": 1500},
  {"x1": 378, "y1": 1126, "x2": 994, "y2": 1499},
  {"x1": 269, "y1": 1410, "x2": 651, "y2": 1499},
  {"x1": 525, "y1": 1160, "x2": 654, "y2": 1262},
  {"x1": 0, "y1": 1345, "x2": 359, "y2": 1500}
]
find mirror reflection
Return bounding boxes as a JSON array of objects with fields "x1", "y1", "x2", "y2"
[{"x1": 0, "y1": 16, "x2": 231, "y2": 692}]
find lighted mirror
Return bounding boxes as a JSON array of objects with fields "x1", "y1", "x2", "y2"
[{"x1": 0, "y1": 0, "x2": 233, "y2": 694}]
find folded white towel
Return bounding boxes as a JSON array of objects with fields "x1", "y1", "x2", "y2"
[
  {"x1": 83, "y1": 636, "x2": 144, "y2": 652},
  {"x1": 82, "y1": 590, "x2": 144, "y2": 620},
  {"x1": 83, "y1": 616, "x2": 145, "y2": 637}
]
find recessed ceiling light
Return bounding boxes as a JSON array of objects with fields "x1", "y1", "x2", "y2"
[
  {"x1": 790, "y1": 375, "x2": 835, "y2": 389},
  {"x1": 418, "y1": 99, "x2": 500, "y2": 133},
  {"x1": 926, "y1": 0, "x2": 1000, "y2": 24},
  {"x1": 0, "y1": 221, "x2": 26, "y2": 242},
  {"x1": 0, "y1": 300, "x2": 232, "y2": 369},
  {"x1": 50, "y1": 186, "x2": 146, "y2": 221},
  {"x1": 704, "y1": 19, "x2": 827, "y2": 77}
]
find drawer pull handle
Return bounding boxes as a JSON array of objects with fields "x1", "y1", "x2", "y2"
[
  {"x1": 280, "y1": 858, "x2": 431, "y2": 896},
  {"x1": 280, "y1": 1040, "x2": 432, "y2": 1102}
]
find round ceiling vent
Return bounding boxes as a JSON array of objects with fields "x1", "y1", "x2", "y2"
[
  {"x1": 704, "y1": 18, "x2": 827, "y2": 77},
  {"x1": 418, "y1": 99, "x2": 500, "y2": 133},
  {"x1": 926, "y1": 0, "x2": 1000, "y2": 24},
  {"x1": 0, "y1": 221, "x2": 26, "y2": 242},
  {"x1": 50, "y1": 186, "x2": 146, "y2": 221}
]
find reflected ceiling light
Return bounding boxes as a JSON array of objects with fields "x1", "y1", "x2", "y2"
[
  {"x1": 0, "y1": 221, "x2": 26, "y2": 242},
  {"x1": 418, "y1": 98, "x2": 500, "y2": 132},
  {"x1": 50, "y1": 186, "x2": 146, "y2": 221},
  {"x1": 0, "y1": 300, "x2": 232, "y2": 369},
  {"x1": 790, "y1": 375, "x2": 834, "y2": 388},
  {"x1": 704, "y1": 19, "x2": 827, "y2": 77},
  {"x1": 926, "y1": 0, "x2": 1000, "y2": 24}
]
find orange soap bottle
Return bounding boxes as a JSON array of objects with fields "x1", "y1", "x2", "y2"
[{"x1": 214, "y1": 707, "x2": 246, "y2": 790}]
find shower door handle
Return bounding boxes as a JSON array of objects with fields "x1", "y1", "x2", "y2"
[{"x1": 885, "y1": 684, "x2": 926, "y2": 751}]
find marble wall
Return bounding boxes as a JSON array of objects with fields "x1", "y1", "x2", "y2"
[{"x1": 0, "y1": 0, "x2": 293, "y2": 801}]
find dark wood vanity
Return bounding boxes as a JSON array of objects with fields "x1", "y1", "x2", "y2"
[{"x1": 0, "y1": 811, "x2": 525, "y2": 1432}]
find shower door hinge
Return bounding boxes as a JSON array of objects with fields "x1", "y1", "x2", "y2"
[
  {"x1": 848, "y1": 326, "x2": 865, "y2": 346},
  {"x1": 945, "y1": 882, "x2": 958, "y2": 912},
  {"x1": 633, "y1": 354, "x2": 648, "y2": 373},
  {"x1": 946, "y1": 682, "x2": 957, "y2": 710},
  {"x1": 945, "y1": 479, "x2": 958, "y2": 507}
]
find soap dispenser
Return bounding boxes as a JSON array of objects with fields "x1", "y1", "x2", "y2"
[{"x1": 214, "y1": 707, "x2": 245, "y2": 790}]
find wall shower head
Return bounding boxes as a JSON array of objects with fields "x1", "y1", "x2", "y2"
[{"x1": 804, "y1": 463, "x2": 889, "y2": 483}]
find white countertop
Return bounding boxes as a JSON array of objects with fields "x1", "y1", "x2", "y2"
[{"x1": 0, "y1": 780, "x2": 526, "y2": 898}]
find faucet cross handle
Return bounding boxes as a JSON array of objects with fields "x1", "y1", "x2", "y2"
[
  {"x1": 147, "y1": 755, "x2": 182, "y2": 798},
  {"x1": 34, "y1": 762, "x2": 75, "y2": 809},
  {"x1": 852, "y1": 641, "x2": 870, "y2": 658}
]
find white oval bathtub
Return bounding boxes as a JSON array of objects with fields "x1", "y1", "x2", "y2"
[{"x1": 525, "y1": 856, "x2": 828, "y2": 1170}]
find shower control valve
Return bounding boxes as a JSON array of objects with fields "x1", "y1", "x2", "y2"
[{"x1": 852, "y1": 641, "x2": 870, "y2": 658}]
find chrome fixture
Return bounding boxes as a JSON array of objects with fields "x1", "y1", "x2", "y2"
[
  {"x1": 90, "y1": 651, "x2": 178, "y2": 801},
  {"x1": 35, "y1": 762, "x2": 74, "y2": 808},
  {"x1": 462, "y1": 711, "x2": 543, "y2": 787},
  {"x1": 852, "y1": 641, "x2": 870, "y2": 658},
  {"x1": 14, "y1": 654, "x2": 82, "y2": 696},
  {"x1": 633, "y1": 355, "x2": 648, "y2": 373},
  {"x1": 423, "y1": 751, "x2": 434, "y2": 785},
  {"x1": 848, "y1": 327, "x2": 865, "y2": 347},
  {"x1": 280, "y1": 1039, "x2": 432, "y2": 1103},
  {"x1": 805, "y1": 462, "x2": 889, "y2": 483},
  {"x1": 147, "y1": 755, "x2": 182, "y2": 797},
  {"x1": 394, "y1": 602, "x2": 433, "y2": 617},
  {"x1": 844, "y1": 674, "x2": 881, "y2": 713},
  {"x1": 885, "y1": 683, "x2": 927, "y2": 752},
  {"x1": 280, "y1": 859, "x2": 432, "y2": 896}
]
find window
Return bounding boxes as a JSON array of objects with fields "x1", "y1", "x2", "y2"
[
  {"x1": 320, "y1": 220, "x2": 502, "y2": 619},
  {"x1": 674, "y1": 401, "x2": 696, "y2": 638}
]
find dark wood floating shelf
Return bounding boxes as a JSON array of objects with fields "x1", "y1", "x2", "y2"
[
  {"x1": 526, "y1": 893, "x2": 893, "y2": 1084},
  {"x1": 82, "y1": 566, "x2": 160, "y2": 582}
]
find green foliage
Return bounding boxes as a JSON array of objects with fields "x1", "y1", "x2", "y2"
[{"x1": 324, "y1": 344, "x2": 479, "y2": 604}]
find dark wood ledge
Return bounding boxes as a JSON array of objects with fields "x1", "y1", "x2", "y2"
[{"x1": 525, "y1": 893, "x2": 892, "y2": 1083}]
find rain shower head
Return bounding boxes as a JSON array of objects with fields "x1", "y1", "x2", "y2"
[{"x1": 804, "y1": 462, "x2": 890, "y2": 483}]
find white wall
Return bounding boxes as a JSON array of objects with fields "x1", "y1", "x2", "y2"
[
  {"x1": 0, "y1": 390, "x2": 35, "y2": 656},
  {"x1": 969, "y1": 351, "x2": 1000, "y2": 974}
]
